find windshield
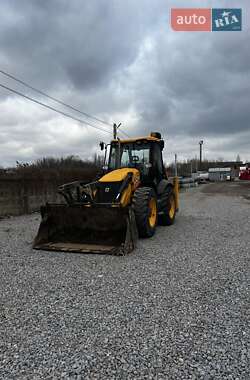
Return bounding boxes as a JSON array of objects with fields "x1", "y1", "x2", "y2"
[{"x1": 108, "y1": 142, "x2": 150, "y2": 174}]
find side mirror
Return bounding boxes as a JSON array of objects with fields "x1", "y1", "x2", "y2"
[{"x1": 99, "y1": 142, "x2": 105, "y2": 151}]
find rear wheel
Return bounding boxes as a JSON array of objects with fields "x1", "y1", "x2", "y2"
[
  {"x1": 133, "y1": 187, "x2": 157, "y2": 238},
  {"x1": 159, "y1": 190, "x2": 176, "y2": 226}
]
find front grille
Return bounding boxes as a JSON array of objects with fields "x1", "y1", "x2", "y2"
[{"x1": 95, "y1": 182, "x2": 122, "y2": 203}]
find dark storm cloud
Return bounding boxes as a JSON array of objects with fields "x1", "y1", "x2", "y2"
[
  {"x1": 0, "y1": 0, "x2": 249, "y2": 166},
  {"x1": 0, "y1": 0, "x2": 161, "y2": 91},
  {"x1": 130, "y1": 29, "x2": 250, "y2": 139}
]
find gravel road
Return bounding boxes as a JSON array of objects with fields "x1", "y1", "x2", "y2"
[{"x1": 0, "y1": 185, "x2": 249, "y2": 379}]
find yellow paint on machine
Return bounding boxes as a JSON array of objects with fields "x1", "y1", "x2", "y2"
[
  {"x1": 173, "y1": 176, "x2": 179, "y2": 211},
  {"x1": 99, "y1": 168, "x2": 140, "y2": 182},
  {"x1": 120, "y1": 184, "x2": 132, "y2": 207},
  {"x1": 99, "y1": 168, "x2": 140, "y2": 207},
  {"x1": 111, "y1": 135, "x2": 160, "y2": 144}
]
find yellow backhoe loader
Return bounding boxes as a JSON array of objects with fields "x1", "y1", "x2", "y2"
[{"x1": 33, "y1": 132, "x2": 179, "y2": 255}]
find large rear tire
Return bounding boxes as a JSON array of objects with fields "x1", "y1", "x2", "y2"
[
  {"x1": 158, "y1": 190, "x2": 176, "y2": 226},
  {"x1": 133, "y1": 187, "x2": 157, "y2": 238}
]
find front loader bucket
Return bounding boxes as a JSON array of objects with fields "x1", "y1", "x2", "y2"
[{"x1": 33, "y1": 204, "x2": 138, "y2": 255}]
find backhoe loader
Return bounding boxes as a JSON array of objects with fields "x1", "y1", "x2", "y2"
[{"x1": 33, "y1": 132, "x2": 179, "y2": 255}]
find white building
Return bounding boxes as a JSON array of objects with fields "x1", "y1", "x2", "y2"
[{"x1": 208, "y1": 167, "x2": 231, "y2": 181}]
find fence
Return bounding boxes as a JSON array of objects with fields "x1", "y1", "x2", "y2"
[{"x1": 0, "y1": 177, "x2": 62, "y2": 216}]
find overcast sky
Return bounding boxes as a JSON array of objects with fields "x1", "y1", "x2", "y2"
[{"x1": 0, "y1": 0, "x2": 249, "y2": 167}]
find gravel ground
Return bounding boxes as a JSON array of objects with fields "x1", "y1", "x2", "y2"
[
  {"x1": 0, "y1": 185, "x2": 249, "y2": 379},
  {"x1": 201, "y1": 180, "x2": 250, "y2": 200}
]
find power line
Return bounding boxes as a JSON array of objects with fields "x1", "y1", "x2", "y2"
[
  {"x1": 0, "y1": 69, "x2": 112, "y2": 128},
  {"x1": 113, "y1": 122, "x2": 131, "y2": 139},
  {"x1": 0, "y1": 82, "x2": 112, "y2": 135},
  {"x1": 0, "y1": 69, "x2": 131, "y2": 138},
  {"x1": 119, "y1": 130, "x2": 131, "y2": 138}
]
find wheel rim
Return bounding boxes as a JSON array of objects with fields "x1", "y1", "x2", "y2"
[
  {"x1": 148, "y1": 198, "x2": 157, "y2": 228},
  {"x1": 169, "y1": 196, "x2": 175, "y2": 219}
]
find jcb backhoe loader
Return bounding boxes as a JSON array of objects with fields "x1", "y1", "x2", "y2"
[{"x1": 33, "y1": 132, "x2": 179, "y2": 255}]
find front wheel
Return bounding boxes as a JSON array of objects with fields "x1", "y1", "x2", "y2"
[
  {"x1": 132, "y1": 187, "x2": 158, "y2": 238},
  {"x1": 158, "y1": 191, "x2": 176, "y2": 226}
]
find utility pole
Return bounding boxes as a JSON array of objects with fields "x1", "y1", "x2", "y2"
[
  {"x1": 174, "y1": 153, "x2": 178, "y2": 176},
  {"x1": 113, "y1": 123, "x2": 121, "y2": 139},
  {"x1": 195, "y1": 155, "x2": 198, "y2": 172},
  {"x1": 113, "y1": 123, "x2": 117, "y2": 139},
  {"x1": 199, "y1": 140, "x2": 203, "y2": 170}
]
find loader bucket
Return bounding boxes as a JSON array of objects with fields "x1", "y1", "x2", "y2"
[{"x1": 33, "y1": 204, "x2": 138, "y2": 255}]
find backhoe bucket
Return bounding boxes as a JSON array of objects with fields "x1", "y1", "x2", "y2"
[{"x1": 33, "y1": 204, "x2": 138, "y2": 255}]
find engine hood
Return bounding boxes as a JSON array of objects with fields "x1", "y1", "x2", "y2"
[{"x1": 99, "y1": 168, "x2": 140, "y2": 183}]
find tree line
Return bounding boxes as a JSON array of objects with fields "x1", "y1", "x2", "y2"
[{"x1": 0, "y1": 154, "x2": 242, "y2": 180}]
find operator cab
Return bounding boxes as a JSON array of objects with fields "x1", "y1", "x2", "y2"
[{"x1": 108, "y1": 132, "x2": 165, "y2": 185}]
